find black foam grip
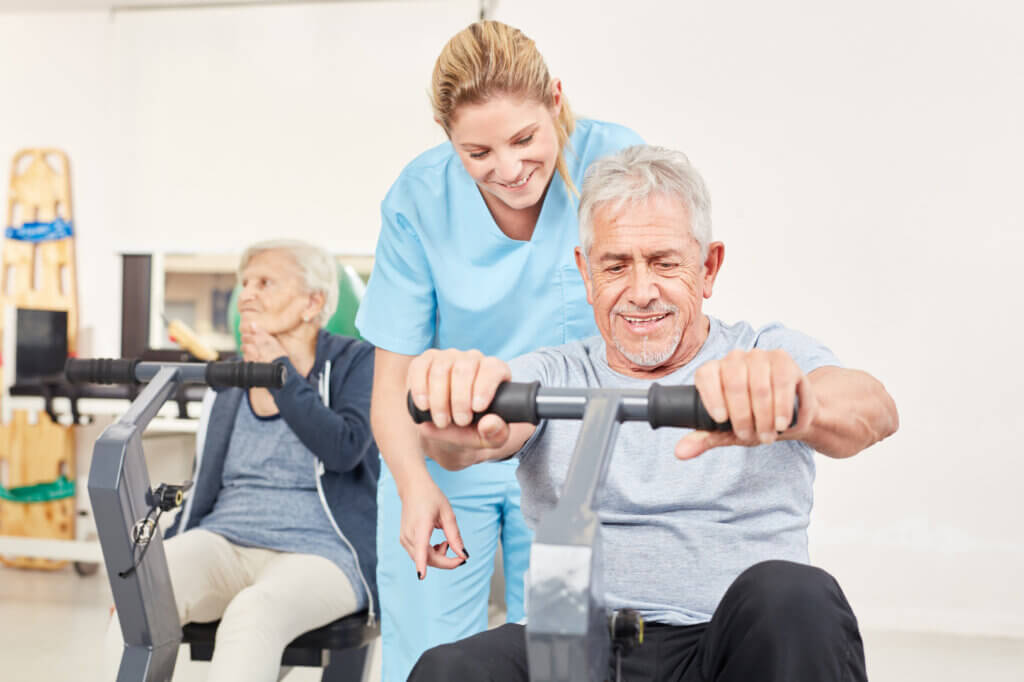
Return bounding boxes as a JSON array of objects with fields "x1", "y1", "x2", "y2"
[
  {"x1": 407, "y1": 381, "x2": 542, "y2": 425},
  {"x1": 647, "y1": 383, "x2": 798, "y2": 431},
  {"x1": 64, "y1": 358, "x2": 140, "y2": 385},
  {"x1": 647, "y1": 384, "x2": 723, "y2": 430},
  {"x1": 205, "y1": 361, "x2": 286, "y2": 389}
]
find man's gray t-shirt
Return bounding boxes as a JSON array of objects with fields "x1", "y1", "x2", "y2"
[{"x1": 507, "y1": 316, "x2": 840, "y2": 626}]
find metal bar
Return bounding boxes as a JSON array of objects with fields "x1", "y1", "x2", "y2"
[
  {"x1": 558, "y1": 396, "x2": 622, "y2": 514},
  {"x1": 534, "y1": 387, "x2": 650, "y2": 422},
  {"x1": 134, "y1": 362, "x2": 207, "y2": 384},
  {"x1": 118, "y1": 367, "x2": 182, "y2": 429},
  {"x1": 527, "y1": 394, "x2": 624, "y2": 682},
  {"x1": 90, "y1": 367, "x2": 185, "y2": 682}
]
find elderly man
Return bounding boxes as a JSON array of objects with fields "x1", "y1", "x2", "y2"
[{"x1": 404, "y1": 145, "x2": 898, "y2": 682}]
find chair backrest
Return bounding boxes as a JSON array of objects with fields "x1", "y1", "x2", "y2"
[{"x1": 227, "y1": 263, "x2": 365, "y2": 348}]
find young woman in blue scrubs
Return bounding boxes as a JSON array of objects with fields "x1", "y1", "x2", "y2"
[{"x1": 355, "y1": 20, "x2": 643, "y2": 681}]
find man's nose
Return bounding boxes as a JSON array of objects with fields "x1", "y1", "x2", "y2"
[{"x1": 627, "y1": 265, "x2": 659, "y2": 307}]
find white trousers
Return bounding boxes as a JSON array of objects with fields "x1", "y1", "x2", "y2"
[{"x1": 101, "y1": 528, "x2": 358, "y2": 682}]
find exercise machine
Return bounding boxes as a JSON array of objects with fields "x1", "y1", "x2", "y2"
[
  {"x1": 410, "y1": 381, "x2": 796, "y2": 682},
  {"x1": 67, "y1": 358, "x2": 285, "y2": 682}
]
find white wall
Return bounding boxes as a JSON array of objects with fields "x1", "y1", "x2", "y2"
[
  {"x1": 493, "y1": 0, "x2": 1024, "y2": 636},
  {"x1": 110, "y1": 1, "x2": 475, "y2": 254},
  {"x1": 1, "y1": 0, "x2": 1022, "y2": 637},
  {"x1": 0, "y1": 11, "x2": 120, "y2": 357}
]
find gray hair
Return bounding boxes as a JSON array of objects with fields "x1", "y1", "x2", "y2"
[
  {"x1": 578, "y1": 145, "x2": 712, "y2": 261},
  {"x1": 238, "y1": 239, "x2": 338, "y2": 326}
]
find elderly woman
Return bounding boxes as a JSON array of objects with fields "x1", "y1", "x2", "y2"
[{"x1": 102, "y1": 239, "x2": 378, "y2": 682}]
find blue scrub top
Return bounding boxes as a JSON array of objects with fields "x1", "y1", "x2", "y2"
[{"x1": 356, "y1": 119, "x2": 644, "y2": 361}]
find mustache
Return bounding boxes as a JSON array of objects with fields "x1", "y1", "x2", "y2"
[{"x1": 611, "y1": 302, "x2": 678, "y2": 316}]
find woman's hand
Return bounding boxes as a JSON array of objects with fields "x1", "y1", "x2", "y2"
[
  {"x1": 240, "y1": 321, "x2": 288, "y2": 363},
  {"x1": 398, "y1": 470, "x2": 469, "y2": 579}
]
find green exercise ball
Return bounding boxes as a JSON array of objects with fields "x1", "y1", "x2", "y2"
[{"x1": 228, "y1": 264, "x2": 366, "y2": 350}]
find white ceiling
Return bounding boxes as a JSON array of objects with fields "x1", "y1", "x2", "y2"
[{"x1": 0, "y1": 0, "x2": 375, "y2": 13}]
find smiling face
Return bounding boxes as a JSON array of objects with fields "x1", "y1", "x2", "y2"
[
  {"x1": 575, "y1": 194, "x2": 724, "y2": 378},
  {"x1": 447, "y1": 92, "x2": 561, "y2": 217}
]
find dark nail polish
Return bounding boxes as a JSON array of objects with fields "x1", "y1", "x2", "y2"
[
  {"x1": 417, "y1": 570, "x2": 423, "y2": 580},
  {"x1": 456, "y1": 560, "x2": 467, "y2": 568},
  {"x1": 462, "y1": 548, "x2": 470, "y2": 559}
]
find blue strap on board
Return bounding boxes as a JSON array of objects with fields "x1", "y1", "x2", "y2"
[{"x1": 5, "y1": 217, "x2": 74, "y2": 242}]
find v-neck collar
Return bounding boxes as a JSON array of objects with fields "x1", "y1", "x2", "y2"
[{"x1": 452, "y1": 145, "x2": 566, "y2": 246}]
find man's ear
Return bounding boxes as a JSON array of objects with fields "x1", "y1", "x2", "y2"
[
  {"x1": 574, "y1": 246, "x2": 595, "y2": 305},
  {"x1": 701, "y1": 242, "x2": 725, "y2": 299}
]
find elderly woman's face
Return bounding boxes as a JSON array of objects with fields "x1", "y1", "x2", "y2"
[{"x1": 238, "y1": 250, "x2": 313, "y2": 335}]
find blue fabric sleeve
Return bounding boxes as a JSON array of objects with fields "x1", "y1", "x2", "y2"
[
  {"x1": 355, "y1": 202, "x2": 437, "y2": 355},
  {"x1": 269, "y1": 341, "x2": 376, "y2": 474}
]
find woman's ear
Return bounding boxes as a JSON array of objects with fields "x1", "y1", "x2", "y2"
[
  {"x1": 434, "y1": 117, "x2": 451, "y2": 140},
  {"x1": 304, "y1": 290, "x2": 326, "y2": 325},
  {"x1": 550, "y1": 78, "x2": 563, "y2": 117}
]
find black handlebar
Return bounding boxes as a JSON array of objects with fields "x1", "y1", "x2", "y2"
[
  {"x1": 65, "y1": 358, "x2": 140, "y2": 386},
  {"x1": 65, "y1": 358, "x2": 287, "y2": 390},
  {"x1": 407, "y1": 381, "x2": 543, "y2": 425},
  {"x1": 647, "y1": 383, "x2": 728, "y2": 431},
  {"x1": 203, "y1": 361, "x2": 287, "y2": 389},
  {"x1": 407, "y1": 381, "x2": 798, "y2": 433}
]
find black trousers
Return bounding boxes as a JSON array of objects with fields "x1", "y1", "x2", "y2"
[{"x1": 409, "y1": 560, "x2": 867, "y2": 682}]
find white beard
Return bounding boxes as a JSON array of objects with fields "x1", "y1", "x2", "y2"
[
  {"x1": 608, "y1": 302, "x2": 683, "y2": 367},
  {"x1": 612, "y1": 325, "x2": 683, "y2": 366}
]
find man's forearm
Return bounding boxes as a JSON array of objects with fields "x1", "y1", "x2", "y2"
[
  {"x1": 420, "y1": 422, "x2": 537, "y2": 471},
  {"x1": 800, "y1": 366, "x2": 899, "y2": 458}
]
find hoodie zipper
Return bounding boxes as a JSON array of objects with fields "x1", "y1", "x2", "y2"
[
  {"x1": 179, "y1": 388, "x2": 217, "y2": 531},
  {"x1": 315, "y1": 359, "x2": 376, "y2": 627}
]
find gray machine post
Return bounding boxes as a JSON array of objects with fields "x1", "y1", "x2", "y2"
[
  {"x1": 89, "y1": 366, "x2": 189, "y2": 682},
  {"x1": 526, "y1": 394, "x2": 623, "y2": 682},
  {"x1": 409, "y1": 385, "x2": 657, "y2": 681}
]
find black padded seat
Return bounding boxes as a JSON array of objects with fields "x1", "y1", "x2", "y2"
[{"x1": 182, "y1": 609, "x2": 378, "y2": 671}]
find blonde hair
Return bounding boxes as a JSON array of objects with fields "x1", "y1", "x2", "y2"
[{"x1": 431, "y1": 21, "x2": 578, "y2": 197}]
